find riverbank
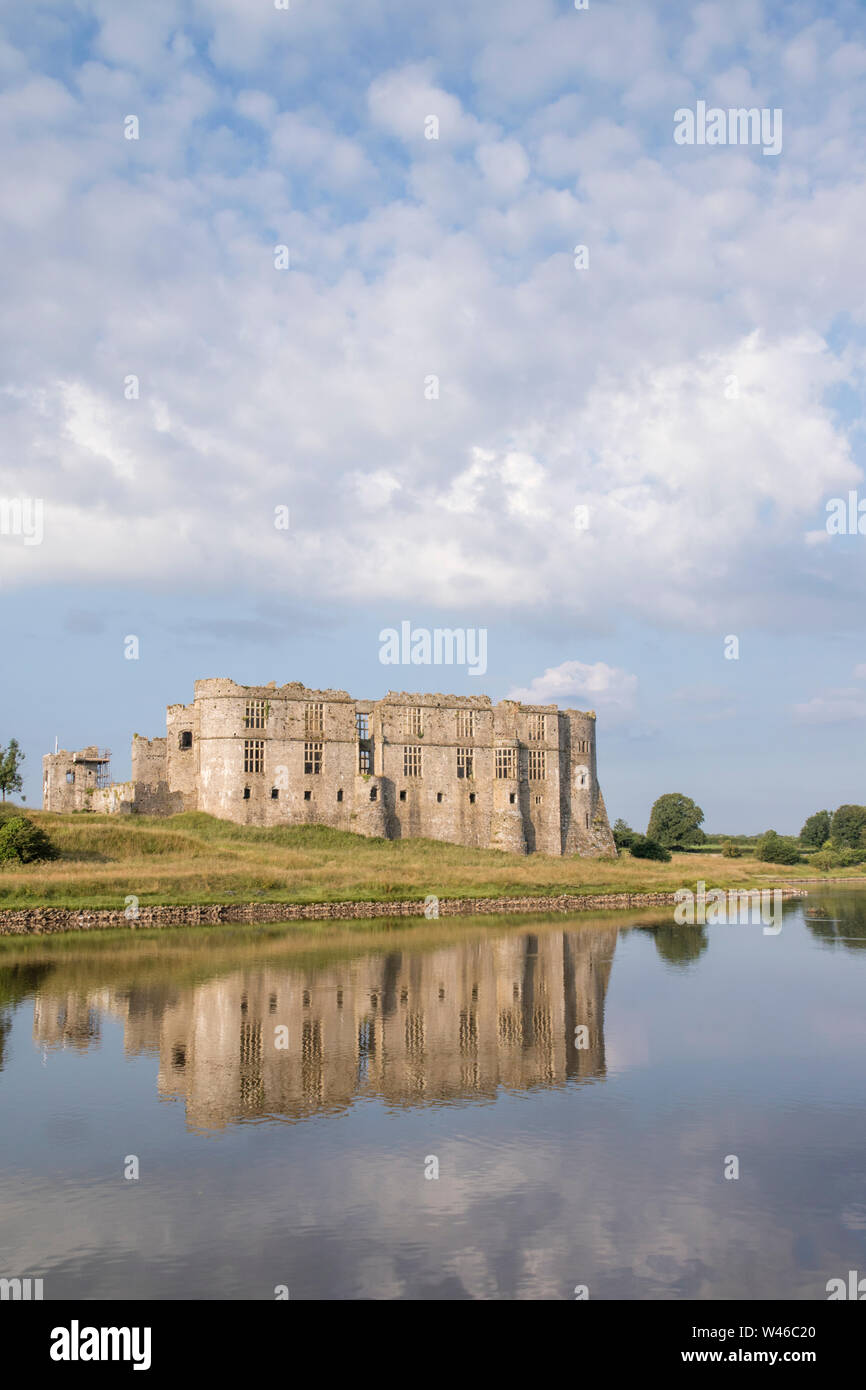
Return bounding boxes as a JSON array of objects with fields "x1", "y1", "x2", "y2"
[
  {"x1": 0, "y1": 885, "x2": 810, "y2": 936},
  {"x1": 0, "y1": 809, "x2": 855, "y2": 916}
]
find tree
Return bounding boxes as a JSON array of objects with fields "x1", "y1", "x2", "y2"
[
  {"x1": 0, "y1": 816, "x2": 57, "y2": 863},
  {"x1": 830, "y1": 804, "x2": 866, "y2": 849},
  {"x1": 646, "y1": 793, "x2": 704, "y2": 849},
  {"x1": 800, "y1": 810, "x2": 831, "y2": 848},
  {"x1": 755, "y1": 829, "x2": 800, "y2": 865},
  {"x1": 0, "y1": 740, "x2": 24, "y2": 802},
  {"x1": 612, "y1": 818, "x2": 636, "y2": 849}
]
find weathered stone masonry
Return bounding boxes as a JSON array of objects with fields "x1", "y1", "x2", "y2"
[
  {"x1": 42, "y1": 678, "x2": 617, "y2": 857},
  {"x1": 0, "y1": 889, "x2": 808, "y2": 937}
]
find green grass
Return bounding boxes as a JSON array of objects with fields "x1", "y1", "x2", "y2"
[{"x1": 0, "y1": 806, "x2": 862, "y2": 912}]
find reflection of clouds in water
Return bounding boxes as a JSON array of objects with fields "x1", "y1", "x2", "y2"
[
  {"x1": 0, "y1": 1117, "x2": 835, "y2": 1300},
  {"x1": 3, "y1": 907, "x2": 866, "y2": 1299},
  {"x1": 840, "y1": 1205, "x2": 866, "y2": 1232},
  {"x1": 603, "y1": 1015, "x2": 651, "y2": 1072}
]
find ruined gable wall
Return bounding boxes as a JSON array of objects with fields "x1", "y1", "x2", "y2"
[
  {"x1": 130, "y1": 735, "x2": 187, "y2": 815},
  {"x1": 42, "y1": 751, "x2": 109, "y2": 813},
  {"x1": 131, "y1": 736, "x2": 167, "y2": 787},
  {"x1": 42, "y1": 752, "x2": 83, "y2": 812},
  {"x1": 165, "y1": 703, "x2": 199, "y2": 808}
]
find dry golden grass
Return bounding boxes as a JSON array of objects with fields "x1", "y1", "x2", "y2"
[{"x1": 0, "y1": 808, "x2": 858, "y2": 911}]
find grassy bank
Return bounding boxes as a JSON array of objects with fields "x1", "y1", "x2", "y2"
[{"x1": 0, "y1": 808, "x2": 858, "y2": 912}]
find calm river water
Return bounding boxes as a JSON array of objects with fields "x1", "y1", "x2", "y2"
[{"x1": 1, "y1": 888, "x2": 865, "y2": 1299}]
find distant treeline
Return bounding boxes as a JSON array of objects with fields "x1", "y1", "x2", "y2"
[{"x1": 614, "y1": 798, "x2": 866, "y2": 866}]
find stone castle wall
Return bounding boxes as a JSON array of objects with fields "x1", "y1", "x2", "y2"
[{"x1": 42, "y1": 677, "x2": 617, "y2": 858}]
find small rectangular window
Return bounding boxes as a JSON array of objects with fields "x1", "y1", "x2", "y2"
[
  {"x1": 528, "y1": 713, "x2": 546, "y2": 741},
  {"x1": 244, "y1": 739, "x2": 264, "y2": 773},
  {"x1": 403, "y1": 745, "x2": 422, "y2": 777},
  {"x1": 179, "y1": 731, "x2": 193, "y2": 749},
  {"x1": 509, "y1": 792, "x2": 517, "y2": 804},
  {"x1": 244, "y1": 699, "x2": 267, "y2": 729},
  {"x1": 370, "y1": 786, "x2": 378, "y2": 801},
  {"x1": 399, "y1": 789, "x2": 407, "y2": 802},
  {"x1": 436, "y1": 792, "x2": 443, "y2": 803},
  {"x1": 305, "y1": 702, "x2": 324, "y2": 735},
  {"x1": 243, "y1": 787, "x2": 251, "y2": 800},
  {"x1": 469, "y1": 792, "x2": 476, "y2": 805},
  {"x1": 405, "y1": 706, "x2": 423, "y2": 737},
  {"x1": 304, "y1": 790, "x2": 312, "y2": 801},
  {"x1": 66, "y1": 770, "x2": 75, "y2": 784},
  {"x1": 304, "y1": 741, "x2": 323, "y2": 775},
  {"x1": 271, "y1": 787, "x2": 279, "y2": 799}
]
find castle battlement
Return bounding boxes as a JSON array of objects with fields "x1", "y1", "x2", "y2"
[{"x1": 42, "y1": 679, "x2": 616, "y2": 858}]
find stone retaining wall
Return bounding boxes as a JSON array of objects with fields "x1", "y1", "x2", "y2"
[{"x1": 0, "y1": 887, "x2": 808, "y2": 936}]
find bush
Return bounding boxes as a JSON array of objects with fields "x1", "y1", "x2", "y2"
[
  {"x1": 0, "y1": 816, "x2": 58, "y2": 864},
  {"x1": 612, "y1": 818, "x2": 636, "y2": 850},
  {"x1": 755, "y1": 829, "x2": 800, "y2": 865},
  {"x1": 812, "y1": 849, "x2": 839, "y2": 870},
  {"x1": 629, "y1": 834, "x2": 672, "y2": 862},
  {"x1": 721, "y1": 841, "x2": 742, "y2": 858}
]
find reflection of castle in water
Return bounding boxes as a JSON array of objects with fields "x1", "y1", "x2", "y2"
[
  {"x1": 32, "y1": 989, "x2": 110, "y2": 1052},
  {"x1": 30, "y1": 928, "x2": 619, "y2": 1129}
]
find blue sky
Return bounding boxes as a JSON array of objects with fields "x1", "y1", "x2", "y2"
[{"x1": 1, "y1": 0, "x2": 865, "y2": 832}]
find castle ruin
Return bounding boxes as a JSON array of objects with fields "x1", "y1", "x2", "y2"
[{"x1": 42, "y1": 678, "x2": 616, "y2": 857}]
